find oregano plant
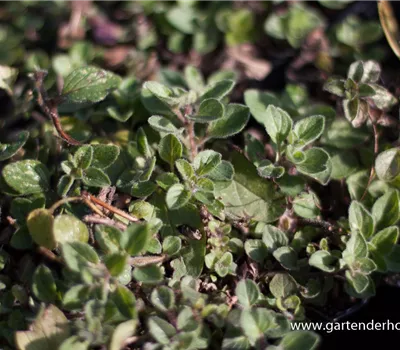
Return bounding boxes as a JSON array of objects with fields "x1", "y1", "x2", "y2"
[{"x1": 1, "y1": 2, "x2": 400, "y2": 350}]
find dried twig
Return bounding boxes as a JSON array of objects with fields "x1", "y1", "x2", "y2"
[
  {"x1": 83, "y1": 215, "x2": 127, "y2": 231},
  {"x1": 32, "y1": 71, "x2": 81, "y2": 146}
]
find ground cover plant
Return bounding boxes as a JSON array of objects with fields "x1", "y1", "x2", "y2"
[{"x1": 1, "y1": 1, "x2": 400, "y2": 349}]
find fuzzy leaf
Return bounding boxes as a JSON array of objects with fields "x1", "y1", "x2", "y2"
[
  {"x1": 349, "y1": 201, "x2": 375, "y2": 239},
  {"x1": 369, "y1": 226, "x2": 399, "y2": 256},
  {"x1": 73, "y1": 145, "x2": 93, "y2": 169},
  {"x1": 200, "y1": 79, "x2": 235, "y2": 101},
  {"x1": 193, "y1": 150, "x2": 222, "y2": 176},
  {"x1": 0, "y1": 131, "x2": 29, "y2": 161},
  {"x1": 269, "y1": 273, "x2": 297, "y2": 298},
  {"x1": 207, "y1": 103, "x2": 250, "y2": 139},
  {"x1": 244, "y1": 89, "x2": 280, "y2": 124},
  {"x1": 32, "y1": 265, "x2": 58, "y2": 303},
  {"x1": 3, "y1": 160, "x2": 50, "y2": 195},
  {"x1": 375, "y1": 148, "x2": 400, "y2": 183},
  {"x1": 149, "y1": 115, "x2": 180, "y2": 134},
  {"x1": 235, "y1": 279, "x2": 260, "y2": 308},
  {"x1": 91, "y1": 144, "x2": 120, "y2": 169},
  {"x1": 166, "y1": 184, "x2": 192, "y2": 210},
  {"x1": 159, "y1": 134, "x2": 183, "y2": 170},
  {"x1": 264, "y1": 105, "x2": 292, "y2": 145},
  {"x1": 187, "y1": 98, "x2": 224, "y2": 123},
  {"x1": 54, "y1": 215, "x2": 89, "y2": 244},
  {"x1": 27, "y1": 209, "x2": 56, "y2": 250},
  {"x1": 216, "y1": 152, "x2": 285, "y2": 222},
  {"x1": 15, "y1": 305, "x2": 70, "y2": 350},
  {"x1": 372, "y1": 190, "x2": 400, "y2": 230},
  {"x1": 293, "y1": 115, "x2": 325, "y2": 146},
  {"x1": 123, "y1": 223, "x2": 151, "y2": 256},
  {"x1": 62, "y1": 66, "x2": 121, "y2": 103},
  {"x1": 82, "y1": 167, "x2": 111, "y2": 187}
]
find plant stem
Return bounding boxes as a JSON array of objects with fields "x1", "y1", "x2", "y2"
[
  {"x1": 48, "y1": 196, "x2": 83, "y2": 214},
  {"x1": 32, "y1": 71, "x2": 81, "y2": 146},
  {"x1": 360, "y1": 121, "x2": 379, "y2": 201},
  {"x1": 81, "y1": 191, "x2": 139, "y2": 222},
  {"x1": 83, "y1": 215, "x2": 128, "y2": 231}
]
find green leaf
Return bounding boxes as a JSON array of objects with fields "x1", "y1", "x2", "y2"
[
  {"x1": 369, "y1": 84, "x2": 397, "y2": 110},
  {"x1": 244, "y1": 239, "x2": 268, "y2": 263},
  {"x1": 62, "y1": 66, "x2": 121, "y2": 103},
  {"x1": 82, "y1": 167, "x2": 111, "y2": 187},
  {"x1": 369, "y1": 226, "x2": 399, "y2": 256},
  {"x1": 32, "y1": 265, "x2": 57, "y2": 303},
  {"x1": 293, "y1": 115, "x2": 325, "y2": 146},
  {"x1": 348, "y1": 60, "x2": 364, "y2": 82},
  {"x1": 187, "y1": 98, "x2": 224, "y2": 123},
  {"x1": 276, "y1": 174, "x2": 305, "y2": 197},
  {"x1": 3, "y1": 160, "x2": 50, "y2": 195},
  {"x1": 309, "y1": 250, "x2": 338, "y2": 272},
  {"x1": 57, "y1": 175, "x2": 74, "y2": 197},
  {"x1": 136, "y1": 127, "x2": 152, "y2": 159},
  {"x1": 244, "y1": 89, "x2": 280, "y2": 125},
  {"x1": 62, "y1": 285, "x2": 91, "y2": 311},
  {"x1": 279, "y1": 331, "x2": 320, "y2": 350},
  {"x1": 293, "y1": 192, "x2": 320, "y2": 219},
  {"x1": 104, "y1": 252, "x2": 128, "y2": 277},
  {"x1": 163, "y1": 236, "x2": 182, "y2": 256},
  {"x1": 348, "y1": 201, "x2": 375, "y2": 239},
  {"x1": 273, "y1": 246, "x2": 298, "y2": 270},
  {"x1": 15, "y1": 305, "x2": 70, "y2": 350},
  {"x1": 159, "y1": 134, "x2": 183, "y2": 170},
  {"x1": 0, "y1": 65, "x2": 18, "y2": 95},
  {"x1": 215, "y1": 252, "x2": 233, "y2": 277},
  {"x1": 133, "y1": 265, "x2": 164, "y2": 284},
  {"x1": 200, "y1": 79, "x2": 235, "y2": 101},
  {"x1": 343, "y1": 232, "x2": 368, "y2": 261},
  {"x1": 166, "y1": 184, "x2": 192, "y2": 210},
  {"x1": 148, "y1": 115, "x2": 180, "y2": 134},
  {"x1": 109, "y1": 320, "x2": 137, "y2": 350},
  {"x1": 375, "y1": 148, "x2": 400, "y2": 183},
  {"x1": 148, "y1": 316, "x2": 176, "y2": 345},
  {"x1": 54, "y1": 215, "x2": 89, "y2": 244},
  {"x1": 264, "y1": 105, "x2": 292, "y2": 145},
  {"x1": 240, "y1": 308, "x2": 274, "y2": 346},
  {"x1": 123, "y1": 223, "x2": 151, "y2": 256},
  {"x1": 295, "y1": 147, "x2": 331, "y2": 185},
  {"x1": 167, "y1": 6, "x2": 195, "y2": 34},
  {"x1": 184, "y1": 65, "x2": 205, "y2": 91},
  {"x1": 352, "y1": 257, "x2": 377, "y2": 275},
  {"x1": 323, "y1": 78, "x2": 345, "y2": 97},
  {"x1": 73, "y1": 145, "x2": 93, "y2": 169},
  {"x1": 95, "y1": 225, "x2": 123, "y2": 254},
  {"x1": 208, "y1": 103, "x2": 250, "y2": 139},
  {"x1": 236, "y1": 279, "x2": 260, "y2": 308},
  {"x1": 216, "y1": 152, "x2": 285, "y2": 223},
  {"x1": 262, "y1": 225, "x2": 289, "y2": 252},
  {"x1": 269, "y1": 273, "x2": 297, "y2": 298},
  {"x1": 372, "y1": 190, "x2": 400, "y2": 230},
  {"x1": 143, "y1": 81, "x2": 178, "y2": 105},
  {"x1": 193, "y1": 150, "x2": 222, "y2": 176},
  {"x1": 0, "y1": 131, "x2": 29, "y2": 161},
  {"x1": 91, "y1": 144, "x2": 120, "y2": 169},
  {"x1": 61, "y1": 241, "x2": 99, "y2": 273},
  {"x1": 151, "y1": 286, "x2": 175, "y2": 313},
  {"x1": 257, "y1": 159, "x2": 285, "y2": 179},
  {"x1": 345, "y1": 270, "x2": 370, "y2": 294},
  {"x1": 175, "y1": 159, "x2": 195, "y2": 181},
  {"x1": 111, "y1": 284, "x2": 136, "y2": 319},
  {"x1": 207, "y1": 160, "x2": 235, "y2": 182},
  {"x1": 27, "y1": 209, "x2": 56, "y2": 250}
]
